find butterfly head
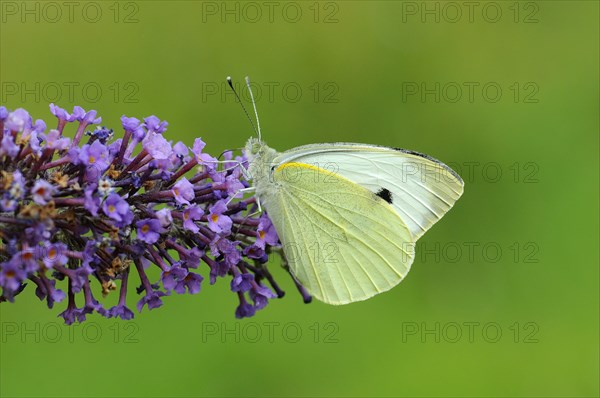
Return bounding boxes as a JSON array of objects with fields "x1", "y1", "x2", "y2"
[
  {"x1": 244, "y1": 137, "x2": 277, "y2": 182},
  {"x1": 245, "y1": 137, "x2": 264, "y2": 158}
]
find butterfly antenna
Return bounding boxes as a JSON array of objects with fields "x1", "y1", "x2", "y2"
[
  {"x1": 227, "y1": 76, "x2": 259, "y2": 138},
  {"x1": 217, "y1": 147, "x2": 242, "y2": 160},
  {"x1": 245, "y1": 76, "x2": 262, "y2": 142}
]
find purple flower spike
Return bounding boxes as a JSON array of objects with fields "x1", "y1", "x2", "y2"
[{"x1": 0, "y1": 105, "x2": 297, "y2": 323}]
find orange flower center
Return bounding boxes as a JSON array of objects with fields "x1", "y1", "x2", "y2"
[{"x1": 211, "y1": 214, "x2": 219, "y2": 223}]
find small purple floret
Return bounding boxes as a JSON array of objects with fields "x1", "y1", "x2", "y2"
[{"x1": 136, "y1": 219, "x2": 162, "y2": 244}]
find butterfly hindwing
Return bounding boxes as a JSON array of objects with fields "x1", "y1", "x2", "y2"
[{"x1": 262, "y1": 161, "x2": 415, "y2": 305}]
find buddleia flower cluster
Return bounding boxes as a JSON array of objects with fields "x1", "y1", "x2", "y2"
[{"x1": 0, "y1": 104, "x2": 310, "y2": 324}]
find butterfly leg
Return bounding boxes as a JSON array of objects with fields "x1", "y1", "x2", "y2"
[
  {"x1": 203, "y1": 158, "x2": 249, "y2": 175},
  {"x1": 250, "y1": 195, "x2": 262, "y2": 217},
  {"x1": 225, "y1": 186, "x2": 256, "y2": 208}
]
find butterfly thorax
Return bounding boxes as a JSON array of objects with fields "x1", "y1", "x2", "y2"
[{"x1": 244, "y1": 138, "x2": 279, "y2": 196}]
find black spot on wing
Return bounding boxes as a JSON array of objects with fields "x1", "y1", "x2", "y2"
[{"x1": 376, "y1": 188, "x2": 393, "y2": 204}]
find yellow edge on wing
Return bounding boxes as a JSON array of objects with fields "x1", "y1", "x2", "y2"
[{"x1": 276, "y1": 162, "x2": 322, "y2": 173}]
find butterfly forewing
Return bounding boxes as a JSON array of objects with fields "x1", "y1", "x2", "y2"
[{"x1": 274, "y1": 143, "x2": 464, "y2": 240}]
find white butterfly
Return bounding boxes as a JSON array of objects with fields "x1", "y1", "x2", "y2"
[{"x1": 235, "y1": 77, "x2": 464, "y2": 305}]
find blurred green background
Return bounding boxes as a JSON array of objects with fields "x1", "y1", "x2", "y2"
[{"x1": 1, "y1": 1, "x2": 598, "y2": 397}]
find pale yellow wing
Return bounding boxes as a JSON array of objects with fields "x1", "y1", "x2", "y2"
[
  {"x1": 274, "y1": 143, "x2": 464, "y2": 241},
  {"x1": 262, "y1": 162, "x2": 415, "y2": 305}
]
